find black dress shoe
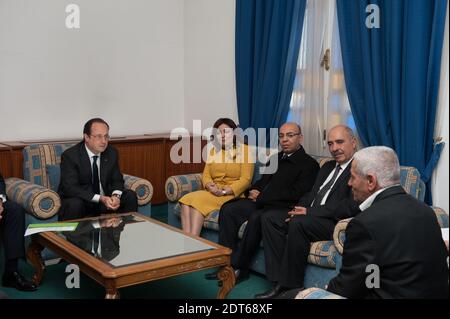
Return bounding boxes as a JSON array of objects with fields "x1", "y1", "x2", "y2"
[
  {"x1": 234, "y1": 269, "x2": 249, "y2": 284},
  {"x1": 2, "y1": 272, "x2": 37, "y2": 292},
  {"x1": 204, "y1": 270, "x2": 219, "y2": 280},
  {"x1": 254, "y1": 284, "x2": 288, "y2": 299}
]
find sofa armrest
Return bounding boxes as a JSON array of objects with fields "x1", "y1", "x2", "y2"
[
  {"x1": 432, "y1": 206, "x2": 448, "y2": 228},
  {"x1": 333, "y1": 218, "x2": 353, "y2": 255},
  {"x1": 123, "y1": 174, "x2": 153, "y2": 206},
  {"x1": 165, "y1": 173, "x2": 203, "y2": 202},
  {"x1": 295, "y1": 287, "x2": 345, "y2": 299},
  {"x1": 5, "y1": 177, "x2": 61, "y2": 220}
]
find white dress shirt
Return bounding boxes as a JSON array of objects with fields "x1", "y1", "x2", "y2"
[
  {"x1": 85, "y1": 145, "x2": 122, "y2": 203},
  {"x1": 359, "y1": 185, "x2": 400, "y2": 211},
  {"x1": 313, "y1": 158, "x2": 353, "y2": 206}
]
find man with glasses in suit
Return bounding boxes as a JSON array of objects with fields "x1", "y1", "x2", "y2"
[
  {"x1": 256, "y1": 125, "x2": 360, "y2": 298},
  {"x1": 205, "y1": 122, "x2": 320, "y2": 284},
  {"x1": 58, "y1": 118, "x2": 138, "y2": 220}
]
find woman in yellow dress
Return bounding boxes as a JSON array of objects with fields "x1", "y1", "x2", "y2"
[{"x1": 179, "y1": 118, "x2": 254, "y2": 236}]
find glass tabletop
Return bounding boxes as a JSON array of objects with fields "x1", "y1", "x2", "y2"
[{"x1": 57, "y1": 214, "x2": 216, "y2": 267}]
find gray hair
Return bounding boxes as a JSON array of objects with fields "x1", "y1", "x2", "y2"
[{"x1": 353, "y1": 146, "x2": 400, "y2": 188}]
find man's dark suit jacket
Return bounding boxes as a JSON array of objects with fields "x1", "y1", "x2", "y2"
[
  {"x1": 251, "y1": 146, "x2": 319, "y2": 208},
  {"x1": 66, "y1": 220, "x2": 124, "y2": 261},
  {"x1": 0, "y1": 173, "x2": 6, "y2": 197},
  {"x1": 297, "y1": 160, "x2": 359, "y2": 221},
  {"x1": 327, "y1": 186, "x2": 449, "y2": 299},
  {"x1": 58, "y1": 141, "x2": 124, "y2": 202}
]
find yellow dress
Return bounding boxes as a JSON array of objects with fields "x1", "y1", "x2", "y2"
[{"x1": 179, "y1": 144, "x2": 254, "y2": 216}]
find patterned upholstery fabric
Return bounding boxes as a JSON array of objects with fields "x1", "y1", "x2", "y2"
[
  {"x1": 432, "y1": 207, "x2": 449, "y2": 228},
  {"x1": 295, "y1": 287, "x2": 345, "y2": 299},
  {"x1": 5, "y1": 177, "x2": 61, "y2": 219},
  {"x1": 400, "y1": 166, "x2": 425, "y2": 201},
  {"x1": 23, "y1": 143, "x2": 75, "y2": 189},
  {"x1": 165, "y1": 174, "x2": 203, "y2": 202},
  {"x1": 333, "y1": 218, "x2": 351, "y2": 255},
  {"x1": 307, "y1": 241, "x2": 338, "y2": 268},
  {"x1": 123, "y1": 174, "x2": 153, "y2": 205}
]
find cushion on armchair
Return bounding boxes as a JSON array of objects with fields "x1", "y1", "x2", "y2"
[
  {"x1": 432, "y1": 207, "x2": 449, "y2": 228},
  {"x1": 123, "y1": 174, "x2": 153, "y2": 205},
  {"x1": 23, "y1": 143, "x2": 74, "y2": 189},
  {"x1": 165, "y1": 173, "x2": 203, "y2": 202},
  {"x1": 307, "y1": 241, "x2": 339, "y2": 268},
  {"x1": 5, "y1": 177, "x2": 61, "y2": 219},
  {"x1": 295, "y1": 287, "x2": 346, "y2": 299},
  {"x1": 46, "y1": 164, "x2": 61, "y2": 192},
  {"x1": 333, "y1": 218, "x2": 351, "y2": 255}
]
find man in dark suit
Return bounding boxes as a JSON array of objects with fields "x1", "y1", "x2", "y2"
[
  {"x1": 0, "y1": 172, "x2": 37, "y2": 291},
  {"x1": 255, "y1": 125, "x2": 360, "y2": 298},
  {"x1": 326, "y1": 146, "x2": 448, "y2": 298},
  {"x1": 66, "y1": 216, "x2": 124, "y2": 262},
  {"x1": 58, "y1": 118, "x2": 138, "y2": 221},
  {"x1": 205, "y1": 123, "x2": 320, "y2": 283}
]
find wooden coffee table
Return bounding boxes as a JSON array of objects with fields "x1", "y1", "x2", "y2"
[{"x1": 27, "y1": 212, "x2": 235, "y2": 299}]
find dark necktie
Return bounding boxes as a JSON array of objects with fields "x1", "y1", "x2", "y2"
[
  {"x1": 92, "y1": 155, "x2": 100, "y2": 195},
  {"x1": 313, "y1": 165, "x2": 341, "y2": 207},
  {"x1": 92, "y1": 228, "x2": 101, "y2": 257}
]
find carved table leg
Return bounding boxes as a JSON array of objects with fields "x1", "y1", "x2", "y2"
[
  {"x1": 26, "y1": 238, "x2": 45, "y2": 286},
  {"x1": 217, "y1": 266, "x2": 235, "y2": 299},
  {"x1": 105, "y1": 281, "x2": 120, "y2": 299}
]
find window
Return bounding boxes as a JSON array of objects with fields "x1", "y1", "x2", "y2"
[{"x1": 287, "y1": 0, "x2": 356, "y2": 156}]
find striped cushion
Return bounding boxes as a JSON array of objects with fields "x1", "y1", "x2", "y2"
[
  {"x1": 307, "y1": 241, "x2": 338, "y2": 268},
  {"x1": 295, "y1": 287, "x2": 345, "y2": 299},
  {"x1": 333, "y1": 218, "x2": 352, "y2": 255},
  {"x1": 165, "y1": 174, "x2": 203, "y2": 202},
  {"x1": 123, "y1": 174, "x2": 153, "y2": 205},
  {"x1": 432, "y1": 207, "x2": 448, "y2": 228},
  {"x1": 5, "y1": 177, "x2": 61, "y2": 219},
  {"x1": 400, "y1": 166, "x2": 425, "y2": 201},
  {"x1": 22, "y1": 143, "x2": 75, "y2": 187}
]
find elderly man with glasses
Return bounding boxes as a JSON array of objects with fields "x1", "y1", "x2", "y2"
[
  {"x1": 205, "y1": 122, "x2": 320, "y2": 284},
  {"x1": 58, "y1": 118, "x2": 138, "y2": 220}
]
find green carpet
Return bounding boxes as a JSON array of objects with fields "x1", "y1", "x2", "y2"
[{"x1": 0, "y1": 204, "x2": 272, "y2": 299}]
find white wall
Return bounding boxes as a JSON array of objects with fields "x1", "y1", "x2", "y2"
[
  {"x1": 431, "y1": 4, "x2": 449, "y2": 213},
  {"x1": 0, "y1": 0, "x2": 184, "y2": 140},
  {"x1": 183, "y1": 0, "x2": 238, "y2": 132}
]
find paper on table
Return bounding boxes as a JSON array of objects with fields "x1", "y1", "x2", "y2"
[
  {"x1": 24, "y1": 222, "x2": 78, "y2": 236},
  {"x1": 442, "y1": 228, "x2": 449, "y2": 241}
]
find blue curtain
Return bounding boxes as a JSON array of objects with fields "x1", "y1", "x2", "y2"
[
  {"x1": 235, "y1": 0, "x2": 307, "y2": 144},
  {"x1": 337, "y1": 0, "x2": 447, "y2": 204}
]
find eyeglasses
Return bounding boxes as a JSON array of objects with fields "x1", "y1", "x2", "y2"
[
  {"x1": 90, "y1": 134, "x2": 110, "y2": 140},
  {"x1": 278, "y1": 132, "x2": 301, "y2": 139}
]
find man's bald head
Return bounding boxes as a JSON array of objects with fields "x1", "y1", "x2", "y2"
[{"x1": 279, "y1": 122, "x2": 303, "y2": 154}]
